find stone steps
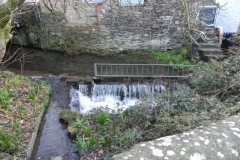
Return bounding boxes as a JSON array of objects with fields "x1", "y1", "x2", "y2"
[
  {"x1": 198, "y1": 42, "x2": 219, "y2": 48},
  {"x1": 198, "y1": 48, "x2": 222, "y2": 54},
  {"x1": 198, "y1": 47, "x2": 224, "y2": 61},
  {"x1": 197, "y1": 35, "x2": 224, "y2": 61}
]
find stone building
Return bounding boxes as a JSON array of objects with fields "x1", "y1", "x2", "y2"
[{"x1": 12, "y1": 0, "x2": 219, "y2": 53}]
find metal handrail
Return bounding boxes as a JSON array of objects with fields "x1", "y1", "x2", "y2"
[{"x1": 94, "y1": 63, "x2": 194, "y2": 78}]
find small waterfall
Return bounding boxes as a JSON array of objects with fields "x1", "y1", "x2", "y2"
[
  {"x1": 79, "y1": 84, "x2": 88, "y2": 96},
  {"x1": 70, "y1": 82, "x2": 165, "y2": 114}
]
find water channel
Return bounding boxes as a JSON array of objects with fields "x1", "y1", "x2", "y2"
[{"x1": 5, "y1": 45, "x2": 167, "y2": 159}]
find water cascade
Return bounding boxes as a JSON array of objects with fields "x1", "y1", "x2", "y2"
[{"x1": 70, "y1": 82, "x2": 165, "y2": 114}]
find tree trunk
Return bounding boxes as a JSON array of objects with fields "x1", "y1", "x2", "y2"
[
  {"x1": 0, "y1": 37, "x2": 5, "y2": 61},
  {"x1": 0, "y1": 0, "x2": 24, "y2": 63}
]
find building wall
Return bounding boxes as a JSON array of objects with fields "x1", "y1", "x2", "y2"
[
  {"x1": 215, "y1": 0, "x2": 240, "y2": 32},
  {"x1": 12, "y1": 0, "x2": 214, "y2": 54},
  {"x1": 38, "y1": 0, "x2": 188, "y2": 53},
  {"x1": 100, "y1": 0, "x2": 184, "y2": 51}
]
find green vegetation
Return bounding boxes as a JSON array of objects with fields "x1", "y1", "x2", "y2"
[
  {"x1": 28, "y1": 32, "x2": 39, "y2": 47},
  {"x1": 0, "y1": 71, "x2": 51, "y2": 159},
  {"x1": 13, "y1": 12, "x2": 49, "y2": 49},
  {"x1": 60, "y1": 88, "x2": 239, "y2": 158},
  {"x1": 59, "y1": 51, "x2": 240, "y2": 159},
  {"x1": 0, "y1": 0, "x2": 18, "y2": 52},
  {"x1": 128, "y1": 46, "x2": 192, "y2": 65},
  {"x1": 0, "y1": 0, "x2": 18, "y2": 27},
  {"x1": 0, "y1": 0, "x2": 19, "y2": 50},
  {"x1": 23, "y1": 23, "x2": 42, "y2": 48},
  {"x1": 191, "y1": 56, "x2": 240, "y2": 103},
  {"x1": 75, "y1": 136, "x2": 90, "y2": 153},
  {"x1": 96, "y1": 112, "x2": 109, "y2": 125},
  {"x1": 0, "y1": 127, "x2": 20, "y2": 156}
]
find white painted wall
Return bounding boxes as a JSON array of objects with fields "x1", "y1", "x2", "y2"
[
  {"x1": 24, "y1": 0, "x2": 39, "y2": 3},
  {"x1": 0, "y1": 0, "x2": 39, "y2": 5},
  {"x1": 0, "y1": 0, "x2": 7, "y2": 5},
  {"x1": 215, "y1": 0, "x2": 240, "y2": 32}
]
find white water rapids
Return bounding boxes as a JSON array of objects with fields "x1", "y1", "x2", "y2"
[{"x1": 70, "y1": 82, "x2": 165, "y2": 114}]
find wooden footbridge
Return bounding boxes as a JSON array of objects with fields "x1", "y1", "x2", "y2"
[{"x1": 94, "y1": 63, "x2": 194, "y2": 78}]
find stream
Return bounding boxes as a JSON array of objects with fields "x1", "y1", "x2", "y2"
[{"x1": 5, "y1": 45, "x2": 166, "y2": 160}]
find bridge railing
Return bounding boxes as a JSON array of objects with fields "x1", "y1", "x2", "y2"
[{"x1": 94, "y1": 63, "x2": 195, "y2": 78}]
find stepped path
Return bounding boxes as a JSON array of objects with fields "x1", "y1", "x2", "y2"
[
  {"x1": 112, "y1": 113, "x2": 240, "y2": 160},
  {"x1": 197, "y1": 34, "x2": 225, "y2": 61}
]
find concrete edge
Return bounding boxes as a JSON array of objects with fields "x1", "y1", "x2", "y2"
[{"x1": 26, "y1": 108, "x2": 45, "y2": 160}]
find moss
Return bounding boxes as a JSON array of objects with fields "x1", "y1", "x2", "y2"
[
  {"x1": 0, "y1": 0, "x2": 18, "y2": 28},
  {"x1": 67, "y1": 124, "x2": 79, "y2": 138},
  {"x1": 0, "y1": 0, "x2": 19, "y2": 49},
  {"x1": 0, "y1": 21, "x2": 11, "y2": 49},
  {"x1": 64, "y1": 37, "x2": 75, "y2": 47},
  {"x1": 40, "y1": 31, "x2": 110, "y2": 55},
  {"x1": 59, "y1": 110, "x2": 83, "y2": 125}
]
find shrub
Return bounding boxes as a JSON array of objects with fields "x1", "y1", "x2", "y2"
[{"x1": 191, "y1": 54, "x2": 240, "y2": 102}]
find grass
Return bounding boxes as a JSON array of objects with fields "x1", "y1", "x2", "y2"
[
  {"x1": 128, "y1": 46, "x2": 193, "y2": 65},
  {"x1": 0, "y1": 71, "x2": 51, "y2": 159},
  {"x1": 27, "y1": 91, "x2": 37, "y2": 100},
  {"x1": 96, "y1": 112, "x2": 109, "y2": 125},
  {"x1": 0, "y1": 128, "x2": 20, "y2": 156},
  {"x1": 0, "y1": 123, "x2": 22, "y2": 157},
  {"x1": 75, "y1": 135, "x2": 90, "y2": 153},
  {"x1": 0, "y1": 88, "x2": 15, "y2": 109}
]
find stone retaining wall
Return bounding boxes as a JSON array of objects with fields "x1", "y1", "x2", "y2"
[{"x1": 12, "y1": 0, "x2": 214, "y2": 54}]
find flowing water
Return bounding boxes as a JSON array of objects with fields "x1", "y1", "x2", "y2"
[
  {"x1": 32, "y1": 76, "x2": 79, "y2": 160},
  {"x1": 5, "y1": 45, "x2": 168, "y2": 159},
  {"x1": 70, "y1": 82, "x2": 166, "y2": 114}
]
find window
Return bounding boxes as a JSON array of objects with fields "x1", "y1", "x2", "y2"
[
  {"x1": 120, "y1": 0, "x2": 144, "y2": 5},
  {"x1": 71, "y1": 0, "x2": 101, "y2": 8},
  {"x1": 84, "y1": 0, "x2": 105, "y2": 3},
  {"x1": 198, "y1": 6, "x2": 217, "y2": 27}
]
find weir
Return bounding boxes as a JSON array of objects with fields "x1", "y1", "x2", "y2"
[
  {"x1": 70, "y1": 64, "x2": 192, "y2": 114},
  {"x1": 70, "y1": 81, "x2": 166, "y2": 114}
]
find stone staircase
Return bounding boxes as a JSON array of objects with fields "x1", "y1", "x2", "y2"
[{"x1": 197, "y1": 34, "x2": 225, "y2": 61}]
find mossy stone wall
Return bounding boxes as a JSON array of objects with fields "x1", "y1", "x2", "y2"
[{"x1": 11, "y1": 0, "x2": 214, "y2": 54}]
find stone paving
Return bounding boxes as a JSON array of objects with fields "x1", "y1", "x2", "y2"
[{"x1": 112, "y1": 113, "x2": 240, "y2": 160}]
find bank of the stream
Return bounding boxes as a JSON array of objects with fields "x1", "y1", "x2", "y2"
[
  {"x1": 0, "y1": 71, "x2": 51, "y2": 159},
  {"x1": 4, "y1": 44, "x2": 240, "y2": 159}
]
